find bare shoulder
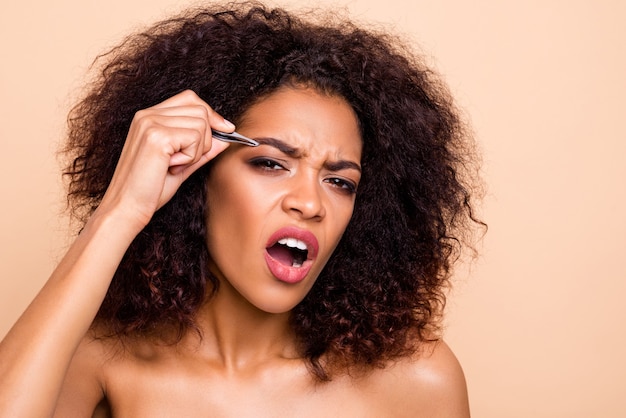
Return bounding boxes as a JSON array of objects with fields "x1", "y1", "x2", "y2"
[
  {"x1": 53, "y1": 332, "x2": 112, "y2": 417},
  {"x1": 368, "y1": 340, "x2": 470, "y2": 418}
]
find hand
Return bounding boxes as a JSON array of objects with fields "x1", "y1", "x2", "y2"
[{"x1": 97, "y1": 90, "x2": 232, "y2": 228}]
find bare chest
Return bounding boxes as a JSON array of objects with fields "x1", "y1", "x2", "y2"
[{"x1": 102, "y1": 359, "x2": 390, "y2": 418}]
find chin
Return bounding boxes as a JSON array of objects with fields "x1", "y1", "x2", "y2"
[{"x1": 247, "y1": 289, "x2": 310, "y2": 315}]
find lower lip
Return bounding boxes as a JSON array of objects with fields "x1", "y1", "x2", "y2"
[{"x1": 264, "y1": 252, "x2": 314, "y2": 284}]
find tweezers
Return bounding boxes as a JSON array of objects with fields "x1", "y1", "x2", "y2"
[{"x1": 212, "y1": 129, "x2": 259, "y2": 147}]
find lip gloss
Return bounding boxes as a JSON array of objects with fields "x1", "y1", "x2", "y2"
[{"x1": 265, "y1": 226, "x2": 319, "y2": 284}]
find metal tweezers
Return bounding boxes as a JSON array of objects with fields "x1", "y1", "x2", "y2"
[{"x1": 212, "y1": 129, "x2": 259, "y2": 147}]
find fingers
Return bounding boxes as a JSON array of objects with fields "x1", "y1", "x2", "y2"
[
  {"x1": 138, "y1": 90, "x2": 233, "y2": 169},
  {"x1": 151, "y1": 89, "x2": 235, "y2": 132},
  {"x1": 100, "y1": 90, "x2": 235, "y2": 226}
]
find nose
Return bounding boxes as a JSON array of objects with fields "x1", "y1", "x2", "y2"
[{"x1": 281, "y1": 172, "x2": 326, "y2": 221}]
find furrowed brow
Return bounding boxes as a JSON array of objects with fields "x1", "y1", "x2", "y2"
[{"x1": 253, "y1": 136, "x2": 361, "y2": 173}]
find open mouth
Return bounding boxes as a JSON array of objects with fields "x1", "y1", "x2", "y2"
[
  {"x1": 264, "y1": 227, "x2": 319, "y2": 284},
  {"x1": 266, "y1": 238, "x2": 309, "y2": 268}
]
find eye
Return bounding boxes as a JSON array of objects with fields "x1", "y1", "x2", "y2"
[
  {"x1": 324, "y1": 177, "x2": 357, "y2": 195},
  {"x1": 249, "y1": 157, "x2": 286, "y2": 171}
]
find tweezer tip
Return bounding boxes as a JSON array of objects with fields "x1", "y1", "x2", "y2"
[{"x1": 212, "y1": 129, "x2": 259, "y2": 147}]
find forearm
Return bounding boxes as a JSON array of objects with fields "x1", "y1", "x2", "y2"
[
  {"x1": 0, "y1": 210, "x2": 142, "y2": 418},
  {"x1": 0, "y1": 90, "x2": 232, "y2": 417}
]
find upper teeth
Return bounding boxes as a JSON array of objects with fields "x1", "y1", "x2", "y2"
[{"x1": 278, "y1": 238, "x2": 308, "y2": 251}]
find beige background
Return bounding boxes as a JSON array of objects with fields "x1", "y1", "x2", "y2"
[{"x1": 1, "y1": 0, "x2": 624, "y2": 416}]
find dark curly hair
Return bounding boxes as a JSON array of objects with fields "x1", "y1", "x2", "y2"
[{"x1": 63, "y1": 2, "x2": 483, "y2": 380}]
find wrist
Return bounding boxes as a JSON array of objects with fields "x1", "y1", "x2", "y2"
[{"x1": 85, "y1": 203, "x2": 148, "y2": 246}]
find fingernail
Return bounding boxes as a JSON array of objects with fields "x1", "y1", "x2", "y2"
[{"x1": 223, "y1": 119, "x2": 235, "y2": 130}]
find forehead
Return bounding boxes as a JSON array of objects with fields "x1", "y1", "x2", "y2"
[{"x1": 237, "y1": 86, "x2": 362, "y2": 161}]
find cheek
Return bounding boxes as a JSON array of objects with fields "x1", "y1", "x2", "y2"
[
  {"x1": 329, "y1": 194, "x2": 357, "y2": 227},
  {"x1": 206, "y1": 163, "x2": 252, "y2": 218},
  {"x1": 205, "y1": 171, "x2": 274, "y2": 254}
]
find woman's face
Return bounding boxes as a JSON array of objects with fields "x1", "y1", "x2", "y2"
[{"x1": 205, "y1": 86, "x2": 362, "y2": 314}]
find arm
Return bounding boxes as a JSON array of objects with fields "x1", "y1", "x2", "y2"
[
  {"x1": 52, "y1": 335, "x2": 112, "y2": 417},
  {"x1": 0, "y1": 91, "x2": 233, "y2": 418}
]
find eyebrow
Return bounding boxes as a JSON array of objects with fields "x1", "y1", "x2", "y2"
[
  {"x1": 254, "y1": 136, "x2": 362, "y2": 173},
  {"x1": 254, "y1": 137, "x2": 300, "y2": 157}
]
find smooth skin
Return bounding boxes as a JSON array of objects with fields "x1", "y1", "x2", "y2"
[
  {"x1": 0, "y1": 88, "x2": 469, "y2": 417},
  {"x1": 205, "y1": 87, "x2": 363, "y2": 315}
]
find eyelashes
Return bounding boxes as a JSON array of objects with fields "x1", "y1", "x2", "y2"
[
  {"x1": 248, "y1": 157, "x2": 358, "y2": 195},
  {"x1": 324, "y1": 177, "x2": 357, "y2": 194},
  {"x1": 249, "y1": 157, "x2": 285, "y2": 171}
]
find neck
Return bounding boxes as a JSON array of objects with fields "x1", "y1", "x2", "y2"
[{"x1": 189, "y1": 278, "x2": 299, "y2": 372}]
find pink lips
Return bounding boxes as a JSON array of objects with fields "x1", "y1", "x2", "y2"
[{"x1": 264, "y1": 226, "x2": 319, "y2": 284}]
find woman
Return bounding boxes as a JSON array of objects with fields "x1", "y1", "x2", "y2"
[{"x1": 0, "y1": 3, "x2": 481, "y2": 416}]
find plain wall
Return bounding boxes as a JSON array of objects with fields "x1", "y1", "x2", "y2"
[{"x1": 1, "y1": 0, "x2": 624, "y2": 416}]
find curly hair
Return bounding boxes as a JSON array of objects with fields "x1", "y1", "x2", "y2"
[{"x1": 63, "y1": 2, "x2": 482, "y2": 380}]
